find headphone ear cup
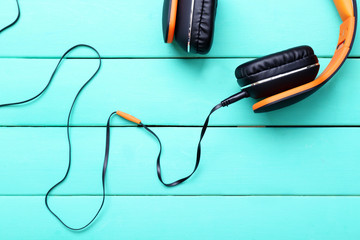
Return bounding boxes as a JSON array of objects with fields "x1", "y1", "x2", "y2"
[
  {"x1": 235, "y1": 46, "x2": 320, "y2": 99},
  {"x1": 175, "y1": 0, "x2": 217, "y2": 54}
]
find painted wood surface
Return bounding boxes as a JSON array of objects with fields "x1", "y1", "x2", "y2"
[
  {"x1": 2, "y1": 196, "x2": 360, "y2": 240},
  {"x1": 0, "y1": 0, "x2": 359, "y2": 58},
  {"x1": 1, "y1": 127, "x2": 360, "y2": 196},
  {"x1": 0, "y1": 58, "x2": 359, "y2": 126},
  {"x1": 0, "y1": 0, "x2": 359, "y2": 239}
]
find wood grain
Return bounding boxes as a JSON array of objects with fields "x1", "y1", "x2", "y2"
[
  {"x1": 0, "y1": 58, "x2": 359, "y2": 126},
  {"x1": 0, "y1": 0, "x2": 359, "y2": 238},
  {"x1": 1, "y1": 127, "x2": 359, "y2": 196},
  {"x1": 0, "y1": 0, "x2": 358, "y2": 58},
  {"x1": 1, "y1": 196, "x2": 360, "y2": 239}
]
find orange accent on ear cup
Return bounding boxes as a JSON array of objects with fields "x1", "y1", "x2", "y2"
[
  {"x1": 253, "y1": 16, "x2": 356, "y2": 113},
  {"x1": 334, "y1": 0, "x2": 354, "y2": 21},
  {"x1": 167, "y1": 0, "x2": 178, "y2": 43},
  {"x1": 116, "y1": 111, "x2": 142, "y2": 124}
]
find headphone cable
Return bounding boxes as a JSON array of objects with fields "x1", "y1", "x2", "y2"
[
  {"x1": 1, "y1": 0, "x2": 115, "y2": 230},
  {"x1": 153, "y1": 91, "x2": 249, "y2": 186},
  {"x1": 0, "y1": 0, "x2": 20, "y2": 34},
  {"x1": 1, "y1": 0, "x2": 248, "y2": 226},
  {"x1": 0, "y1": 43, "x2": 111, "y2": 230},
  {"x1": 43, "y1": 45, "x2": 108, "y2": 231},
  {"x1": 117, "y1": 91, "x2": 249, "y2": 187}
]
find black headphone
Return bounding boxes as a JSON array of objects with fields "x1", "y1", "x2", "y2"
[
  {"x1": 163, "y1": 0, "x2": 218, "y2": 54},
  {"x1": 163, "y1": 0, "x2": 357, "y2": 112},
  {"x1": 0, "y1": 0, "x2": 358, "y2": 231}
]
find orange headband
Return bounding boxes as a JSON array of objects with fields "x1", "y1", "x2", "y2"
[{"x1": 253, "y1": 0, "x2": 357, "y2": 112}]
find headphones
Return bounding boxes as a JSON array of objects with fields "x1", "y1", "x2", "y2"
[
  {"x1": 163, "y1": 0, "x2": 357, "y2": 113},
  {"x1": 0, "y1": 0, "x2": 357, "y2": 231},
  {"x1": 107, "y1": 0, "x2": 358, "y2": 190}
]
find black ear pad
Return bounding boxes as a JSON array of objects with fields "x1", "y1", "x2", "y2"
[
  {"x1": 235, "y1": 46, "x2": 320, "y2": 99},
  {"x1": 175, "y1": 0, "x2": 217, "y2": 54},
  {"x1": 190, "y1": 0, "x2": 218, "y2": 54}
]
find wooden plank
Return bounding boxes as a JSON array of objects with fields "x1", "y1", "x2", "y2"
[
  {"x1": 0, "y1": 58, "x2": 359, "y2": 126},
  {"x1": 0, "y1": 0, "x2": 358, "y2": 58},
  {"x1": 1, "y1": 196, "x2": 360, "y2": 239},
  {"x1": 1, "y1": 127, "x2": 360, "y2": 196}
]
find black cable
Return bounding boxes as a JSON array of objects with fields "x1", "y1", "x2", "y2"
[
  {"x1": 0, "y1": 44, "x2": 100, "y2": 108},
  {"x1": 45, "y1": 111, "x2": 116, "y2": 231},
  {"x1": 0, "y1": 43, "x2": 106, "y2": 230},
  {"x1": 142, "y1": 104, "x2": 222, "y2": 187},
  {"x1": 43, "y1": 45, "x2": 109, "y2": 231},
  {"x1": 1, "y1": 0, "x2": 248, "y2": 225},
  {"x1": 1, "y1": 0, "x2": 113, "y2": 231},
  {"x1": 140, "y1": 91, "x2": 249, "y2": 187},
  {"x1": 0, "y1": 0, "x2": 20, "y2": 34}
]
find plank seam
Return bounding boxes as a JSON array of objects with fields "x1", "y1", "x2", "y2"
[
  {"x1": 3, "y1": 195, "x2": 360, "y2": 197},
  {"x1": 1, "y1": 125, "x2": 360, "y2": 128},
  {"x1": 0, "y1": 57, "x2": 359, "y2": 60}
]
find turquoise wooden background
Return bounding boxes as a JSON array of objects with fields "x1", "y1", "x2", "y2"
[{"x1": 0, "y1": 0, "x2": 359, "y2": 239}]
